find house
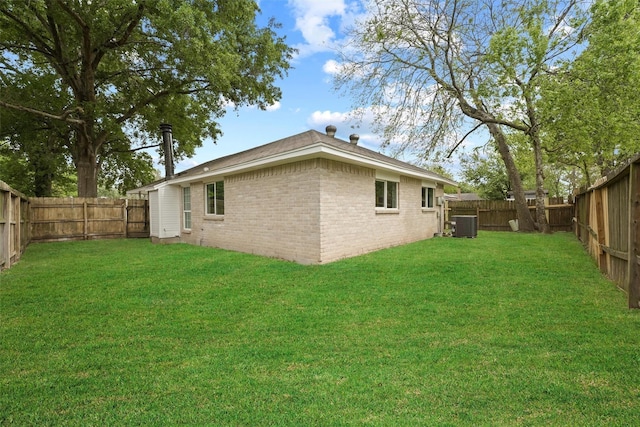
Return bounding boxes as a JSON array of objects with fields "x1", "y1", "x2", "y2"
[
  {"x1": 506, "y1": 189, "x2": 548, "y2": 201},
  {"x1": 131, "y1": 126, "x2": 456, "y2": 264},
  {"x1": 446, "y1": 192, "x2": 484, "y2": 202}
]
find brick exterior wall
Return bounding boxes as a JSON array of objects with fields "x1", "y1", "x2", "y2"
[
  {"x1": 318, "y1": 162, "x2": 442, "y2": 263},
  {"x1": 180, "y1": 158, "x2": 444, "y2": 264},
  {"x1": 181, "y1": 160, "x2": 323, "y2": 264}
]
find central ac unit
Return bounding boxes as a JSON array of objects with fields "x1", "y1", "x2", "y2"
[{"x1": 452, "y1": 215, "x2": 477, "y2": 238}]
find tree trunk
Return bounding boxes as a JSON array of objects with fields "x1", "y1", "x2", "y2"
[
  {"x1": 487, "y1": 123, "x2": 537, "y2": 232},
  {"x1": 523, "y1": 90, "x2": 551, "y2": 233},
  {"x1": 76, "y1": 138, "x2": 98, "y2": 197},
  {"x1": 532, "y1": 133, "x2": 551, "y2": 233},
  {"x1": 74, "y1": 94, "x2": 101, "y2": 197},
  {"x1": 32, "y1": 139, "x2": 56, "y2": 197},
  {"x1": 460, "y1": 93, "x2": 537, "y2": 231},
  {"x1": 583, "y1": 160, "x2": 592, "y2": 187}
]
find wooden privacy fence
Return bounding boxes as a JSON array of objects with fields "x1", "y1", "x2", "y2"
[
  {"x1": 0, "y1": 181, "x2": 150, "y2": 270},
  {"x1": 0, "y1": 181, "x2": 30, "y2": 270},
  {"x1": 30, "y1": 198, "x2": 149, "y2": 242},
  {"x1": 448, "y1": 198, "x2": 574, "y2": 232},
  {"x1": 574, "y1": 153, "x2": 640, "y2": 309}
]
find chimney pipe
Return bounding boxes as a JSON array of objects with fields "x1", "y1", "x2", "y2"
[
  {"x1": 325, "y1": 125, "x2": 337, "y2": 138},
  {"x1": 160, "y1": 123, "x2": 174, "y2": 179},
  {"x1": 349, "y1": 134, "x2": 360, "y2": 145}
]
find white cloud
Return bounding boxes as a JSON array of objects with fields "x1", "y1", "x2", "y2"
[
  {"x1": 321, "y1": 57, "x2": 373, "y2": 80},
  {"x1": 265, "y1": 101, "x2": 281, "y2": 112},
  {"x1": 307, "y1": 109, "x2": 351, "y2": 127},
  {"x1": 306, "y1": 107, "x2": 386, "y2": 151},
  {"x1": 322, "y1": 59, "x2": 342, "y2": 75},
  {"x1": 305, "y1": 105, "x2": 464, "y2": 162},
  {"x1": 288, "y1": 0, "x2": 344, "y2": 56},
  {"x1": 288, "y1": 0, "x2": 366, "y2": 57},
  {"x1": 307, "y1": 106, "x2": 390, "y2": 134}
]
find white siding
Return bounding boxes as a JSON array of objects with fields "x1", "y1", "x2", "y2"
[
  {"x1": 158, "y1": 185, "x2": 181, "y2": 238},
  {"x1": 149, "y1": 190, "x2": 160, "y2": 237}
]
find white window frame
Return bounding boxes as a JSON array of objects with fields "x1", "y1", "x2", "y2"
[
  {"x1": 422, "y1": 187, "x2": 435, "y2": 209},
  {"x1": 375, "y1": 179, "x2": 399, "y2": 210},
  {"x1": 205, "y1": 181, "x2": 225, "y2": 216},
  {"x1": 183, "y1": 186, "x2": 192, "y2": 230}
]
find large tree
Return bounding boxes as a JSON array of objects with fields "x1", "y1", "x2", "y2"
[
  {"x1": 460, "y1": 141, "x2": 535, "y2": 201},
  {"x1": 540, "y1": 0, "x2": 640, "y2": 186},
  {"x1": 460, "y1": 132, "x2": 574, "y2": 200},
  {"x1": 335, "y1": 0, "x2": 586, "y2": 232},
  {"x1": 0, "y1": 0, "x2": 293, "y2": 197},
  {"x1": 0, "y1": 66, "x2": 78, "y2": 196}
]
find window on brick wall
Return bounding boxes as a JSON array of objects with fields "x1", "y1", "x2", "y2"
[
  {"x1": 205, "y1": 181, "x2": 224, "y2": 215},
  {"x1": 422, "y1": 187, "x2": 434, "y2": 208},
  {"x1": 183, "y1": 186, "x2": 192, "y2": 229},
  {"x1": 375, "y1": 180, "x2": 398, "y2": 209}
]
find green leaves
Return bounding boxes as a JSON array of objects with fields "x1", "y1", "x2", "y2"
[
  {"x1": 539, "y1": 0, "x2": 640, "y2": 183},
  {"x1": 0, "y1": 0, "x2": 294, "y2": 196}
]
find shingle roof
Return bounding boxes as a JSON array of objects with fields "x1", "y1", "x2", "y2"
[
  {"x1": 172, "y1": 129, "x2": 456, "y2": 185},
  {"x1": 452, "y1": 192, "x2": 484, "y2": 201}
]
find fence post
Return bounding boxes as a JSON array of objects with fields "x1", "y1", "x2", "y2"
[
  {"x1": 1, "y1": 189, "x2": 9, "y2": 268},
  {"x1": 20, "y1": 198, "x2": 29, "y2": 255},
  {"x1": 83, "y1": 200, "x2": 88, "y2": 240},
  {"x1": 122, "y1": 199, "x2": 127, "y2": 239},
  {"x1": 628, "y1": 161, "x2": 639, "y2": 309},
  {"x1": 594, "y1": 189, "x2": 607, "y2": 274},
  {"x1": 124, "y1": 199, "x2": 128, "y2": 238},
  {"x1": 14, "y1": 194, "x2": 20, "y2": 264}
]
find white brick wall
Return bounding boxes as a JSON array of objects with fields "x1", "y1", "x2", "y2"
[
  {"x1": 179, "y1": 158, "x2": 443, "y2": 264},
  {"x1": 318, "y1": 162, "x2": 440, "y2": 263}
]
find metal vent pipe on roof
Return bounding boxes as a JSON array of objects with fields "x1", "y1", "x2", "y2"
[
  {"x1": 160, "y1": 123, "x2": 174, "y2": 179},
  {"x1": 349, "y1": 134, "x2": 359, "y2": 145},
  {"x1": 325, "y1": 124, "x2": 337, "y2": 137}
]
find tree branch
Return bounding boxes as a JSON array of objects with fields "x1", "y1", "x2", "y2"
[
  {"x1": 0, "y1": 100, "x2": 85, "y2": 125},
  {"x1": 0, "y1": 6, "x2": 54, "y2": 58},
  {"x1": 93, "y1": 2, "x2": 146, "y2": 69},
  {"x1": 54, "y1": 0, "x2": 88, "y2": 29},
  {"x1": 103, "y1": 142, "x2": 162, "y2": 157},
  {"x1": 114, "y1": 82, "x2": 210, "y2": 125},
  {"x1": 43, "y1": 2, "x2": 83, "y2": 96},
  {"x1": 446, "y1": 122, "x2": 483, "y2": 158}
]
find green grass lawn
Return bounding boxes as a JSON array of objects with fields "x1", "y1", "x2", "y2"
[{"x1": 1, "y1": 232, "x2": 639, "y2": 426}]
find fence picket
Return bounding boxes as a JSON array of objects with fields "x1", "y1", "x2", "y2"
[
  {"x1": 448, "y1": 199, "x2": 574, "y2": 232},
  {"x1": 574, "y1": 153, "x2": 640, "y2": 308},
  {"x1": 0, "y1": 182, "x2": 150, "y2": 270}
]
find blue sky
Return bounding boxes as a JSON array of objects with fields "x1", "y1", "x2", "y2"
[
  {"x1": 173, "y1": 0, "x2": 368, "y2": 174},
  {"x1": 171, "y1": 0, "x2": 471, "y2": 177}
]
